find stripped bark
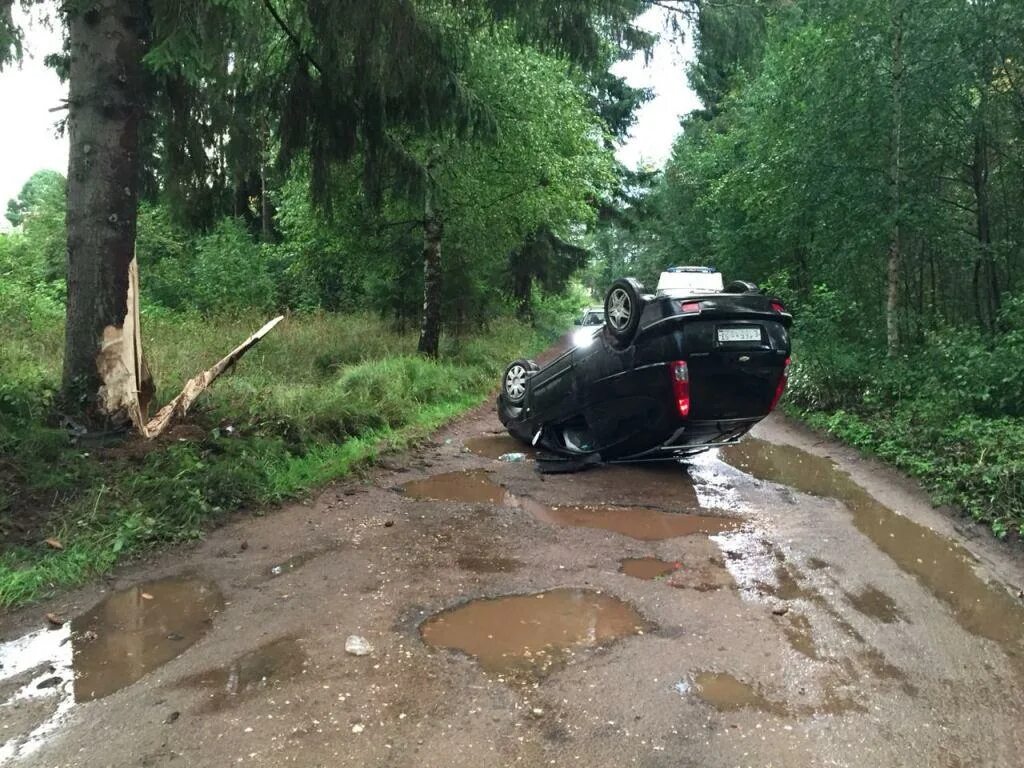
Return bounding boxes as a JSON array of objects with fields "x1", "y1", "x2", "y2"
[
  {"x1": 63, "y1": 0, "x2": 147, "y2": 418},
  {"x1": 139, "y1": 316, "x2": 283, "y2": 438}
]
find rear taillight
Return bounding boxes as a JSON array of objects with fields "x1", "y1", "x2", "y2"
[
  {"x1": 769, "y1": 356, "x2": 791, "y2": 412},
  {"x1": 680, "y1": 301, "x2": 701, "y2": 314},
  {"x1": 669, "y1": 361, "x2": 690, "y2": 418},
  {"x1": 770, "y1": 300, "x2": 787, "y2": 314}
]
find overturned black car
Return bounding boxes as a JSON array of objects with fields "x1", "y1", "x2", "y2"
[{"x1": 498, "y1": 267, "x2": 792, "y2": 462}]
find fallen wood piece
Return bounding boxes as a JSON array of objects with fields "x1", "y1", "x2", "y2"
[{"x1": 139, "y1": 316, "x2": 284, "y2": 439}]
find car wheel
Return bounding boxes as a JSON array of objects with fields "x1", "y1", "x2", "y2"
[
  {"x1": 502, "y1": 359, "x2": 536, "y2": 405},
  {"x1": 604, "y1": 277, "x2": 645, "y2": 347},
  {"x1": 724, "y1": 280, "x2": 760, "y2": 294}
]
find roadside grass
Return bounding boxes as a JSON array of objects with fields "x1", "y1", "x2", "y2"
[
  {"x1": 783, "y1": 328, "x2": 1024, "y2": 540},
  {"x1": 0, "y1": 308, "x2": 546, "y2": 609}
]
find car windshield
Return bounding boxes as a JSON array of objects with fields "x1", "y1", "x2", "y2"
[{"x1": 582, "y1": 312, "x2": 604, "y2": 325}]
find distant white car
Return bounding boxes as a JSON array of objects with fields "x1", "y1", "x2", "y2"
[{"x1": 572, "y1": 306, "x2": 605, "y2": 347}]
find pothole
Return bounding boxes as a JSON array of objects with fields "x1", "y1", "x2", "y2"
[
  {"x1": 456, "y1": 555, "x2": 522, "y2": 573},
  {"x1": 464, "y1": 435, "x2": 535, "y2": 460},
  {"x1": 692, "y1": 672, "x2": 790, "y2": 716},
  {"x1": 402, "y1": 469, "x2": 507, "y2": 505},
  {"x1": 513, "y1": 498, "x2": 742, "y2": 542},
  {"x1": 70, "y1": 577, "x2": 223, "y2": 702},
  {"x1": 420, "y1": 588, "x2": 652, "y2": 677},
  {"x1": 180, "y1": 637, "x2": 307, "y2": 712},
  {"x1": 268, "y1": 551, "x2": 323, "y2": 577},
  {"x1": 722, "y1": 438, "x2": 1024, "y2": 651},
  {"x1": 403, "y1": 470, "x2": 744, "y2": 542},
  {"x1": 619, "y1": 557, "x2": 680, "y2": 581},
  {"x1": 0, "y1": 576, "x2": 222, "y2": 762}
]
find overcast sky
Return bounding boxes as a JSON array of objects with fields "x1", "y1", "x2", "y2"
[{"x1": 0, "y1": 5, "x2": 697, "y2": 208}]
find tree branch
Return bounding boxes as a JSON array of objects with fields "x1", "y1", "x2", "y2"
[{"x1": 260, "y1": 0, "x2": 323, "y2": 75}]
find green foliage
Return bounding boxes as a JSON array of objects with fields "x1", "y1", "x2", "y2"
[{"x1": 0, "y1": 308, "x2": 548, "y2": 608}]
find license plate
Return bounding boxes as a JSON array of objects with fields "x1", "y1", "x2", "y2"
[{"x1": 717, "y1": 327, "x2": 761, "y2": 343}]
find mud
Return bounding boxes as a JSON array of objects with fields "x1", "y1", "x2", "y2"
[
  {"x1": 0, "y1": 577, "x2": 221, "y2": 762},
  {"x1": 782, "y1": 613, "x2": 820, "y2": 660},
  {"x1": 405, "y1": 468, "x2": 742, "y2": 542},
  {"x1": 519, "y1": 499, "x2": 742, "y2": 541},
  {"x1": 402, "y1": 469, "x2": 507, "y2": 505},
  {"x1": 692, "y1": 672, "x2": 789, "y2": 716},
  {"x1": 619, "y1": 557, "x2": 680, "y2": 580},
  {"x1": 845, "y1": 585, "x2": 905, "y2": 624},
  {"x1": 4, "y1": 407, "x2": 1024, "y2": 768},
  {"x1": 722, "y1": 438, "x2": 1024, "y2": 650},
  {"x1": 268, "y1": 551, "x2": 322, "y2": 577},
  {"x1": 463, "y1": 435, "x2": 534, "y2": 460},
  {"x1": 420, "y1": 588, "x2": 651, "y2": 676},
  {"x1": 456, "y1": 555, "x2": 522, "y2": 573},
  {"x1": 180, "y1": 637, "x2": 307, "y2": 712}
]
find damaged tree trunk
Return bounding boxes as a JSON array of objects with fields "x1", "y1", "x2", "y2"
[
  {"x1": 62, "y1": 0, "x2": 148, "y2": 422},
  {"x1": 417, "y1": 179, "x2": 444, "y2": 358}
]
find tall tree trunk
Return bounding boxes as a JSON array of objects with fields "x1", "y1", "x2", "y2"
[
  {"x1": 62, "y1": 0, "x2": 147, "y2": 418},
  {"x1": 417, "y1": 183, "x2": 443, "y2": 358},
  {"x1": 971, "y1": 123, "x2": 998, "y2": 330},
  {"x1": 886, "y1": 2, "x2": 904, "y2": 357}
]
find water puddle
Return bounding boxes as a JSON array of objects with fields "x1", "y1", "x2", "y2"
[
  {"x1": 464, "y1": 435, "x2": 535, "y2": 460},
  {"x1": 721, "y1": 439, "x2": 1024, "y2": 652},
  {"x1": 520, "y1": 500, "x2": 742, "y2": 542},
  {"x1": 0, "y1": 577, "x2": 221, "y2": 761},
  {"x1": 456, "y1": 555, "x2": 522, "y2": 573},
  {"x1": 693, "y1": 672, "x2": 790, "y2": 716},
  {"x1": 405, "y1": 470, "x2": 743, "y2": 542},
  {"x1": 180, "y1": 637, "x2": 306, "y2": 712},
  {"x1": 845, "y1": 586, "x2": 905, "y2": 624},
  {"x1": 402, "y1": 470, "x2": 506, "y2": 505},
  {"x1": 268, "y1": 551, "x2": 323, "y2": 577},
  {"x1": 691, "y1": 671, "x2": 864, "y2": 717},
  {"x1": 619, "y1": 557, "x2": 680, "y2": 581},
  {"x1": 782, "y1": 613, "x2": 821, "y2": 660},
  {"x1": 71, "y1": 577, "x2": 223, "y2": 702},
  {"x1": 420, "y1": 588, "x2": 652, "y2": 677}
]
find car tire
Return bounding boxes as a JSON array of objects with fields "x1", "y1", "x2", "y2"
[
  {"x1": 604, "y1": 277, "x2": 645, "y2": 347},
  {"x1": 502, "y1": 359, "x2": 537, "y2": 405},
  {"x1": 724, "y1": 280, "x2": 760, "y2": 294}
]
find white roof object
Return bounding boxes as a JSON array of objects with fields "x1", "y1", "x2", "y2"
[{"x1": 656, "y1": 267, "x2": 723, "y2": 297}]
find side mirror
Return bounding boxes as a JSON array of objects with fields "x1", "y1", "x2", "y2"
[{"x1": 573, "y1": 318, "x2": 582, "y2": 326}]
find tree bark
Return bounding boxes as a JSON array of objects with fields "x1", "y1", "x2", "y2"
[
  {"x1": 886, "y1": 2, "x2": 904, "y2": 357},
  {"x1": 971, "y1": 129, "x2": 992, "y2": 330},
  {"x1": 62, "y1": 0, "x2": 148, "y2": 420},
  {"x1": 417, "y1": 182, "x2": 443, "y2": 358}
]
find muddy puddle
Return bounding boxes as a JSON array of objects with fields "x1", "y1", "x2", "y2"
[
  {"x1": 464, "y1": 435, "x2": 535, "y2": 460},
  {"x1": 402, "y1": 469, "x2": 507, "y2": 505},
  {"x1": 269, "y1": 551, "x2": 322, "y2": 577},
  {"x1": 420, "y1": 588, "x2": 651, "y2": 677},
  {"x1": 404, "y1": 470, "x2": 743, "y2": 542},
  {"x1": 71, "y1": 577, "x2": 223, "y2": 702},
  {"x1": 691, "y1": 671, "x2": 864, "y2": 717},
  {"x1": 181, "y1": 637, "x2": 306, "y2": 711},
  {"x1": 456, "y1": 555, "x2": 522, "y2": 573},
  {"x1": 845, "y1": 585, "x2": 905, "y2": 624},
  {"x1": 515, "y1": 499, "x2": 742, "y2": 542},
  {"x1": 721, "y1": 439, "x2": 1024, "y2": 652},
  {"x1": 692, "y1": 672, "x2": 789, "y2": 716},
  {"x1": 619, "y1": 557, "x2": 680, "y2": 581},
  {"x1": 0, "y1": 577, "x2": 221, "y2": 761}
]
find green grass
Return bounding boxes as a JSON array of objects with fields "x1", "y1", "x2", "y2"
[{"x1": 0, "y1": 305, "x2": 549, "y2": 608}]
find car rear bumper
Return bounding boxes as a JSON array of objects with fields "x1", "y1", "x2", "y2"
[{"x1": 619, "y1": 416, "x2": 763, "y2": 460}]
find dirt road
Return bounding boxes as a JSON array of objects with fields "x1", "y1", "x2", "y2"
[{"x1": 3, "y1": 409, "x2": 1023, "y2": 767}]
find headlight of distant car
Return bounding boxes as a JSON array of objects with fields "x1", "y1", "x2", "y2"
[{"x1": 572, "y1": 327, "x2": 597, "y2": 348}]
